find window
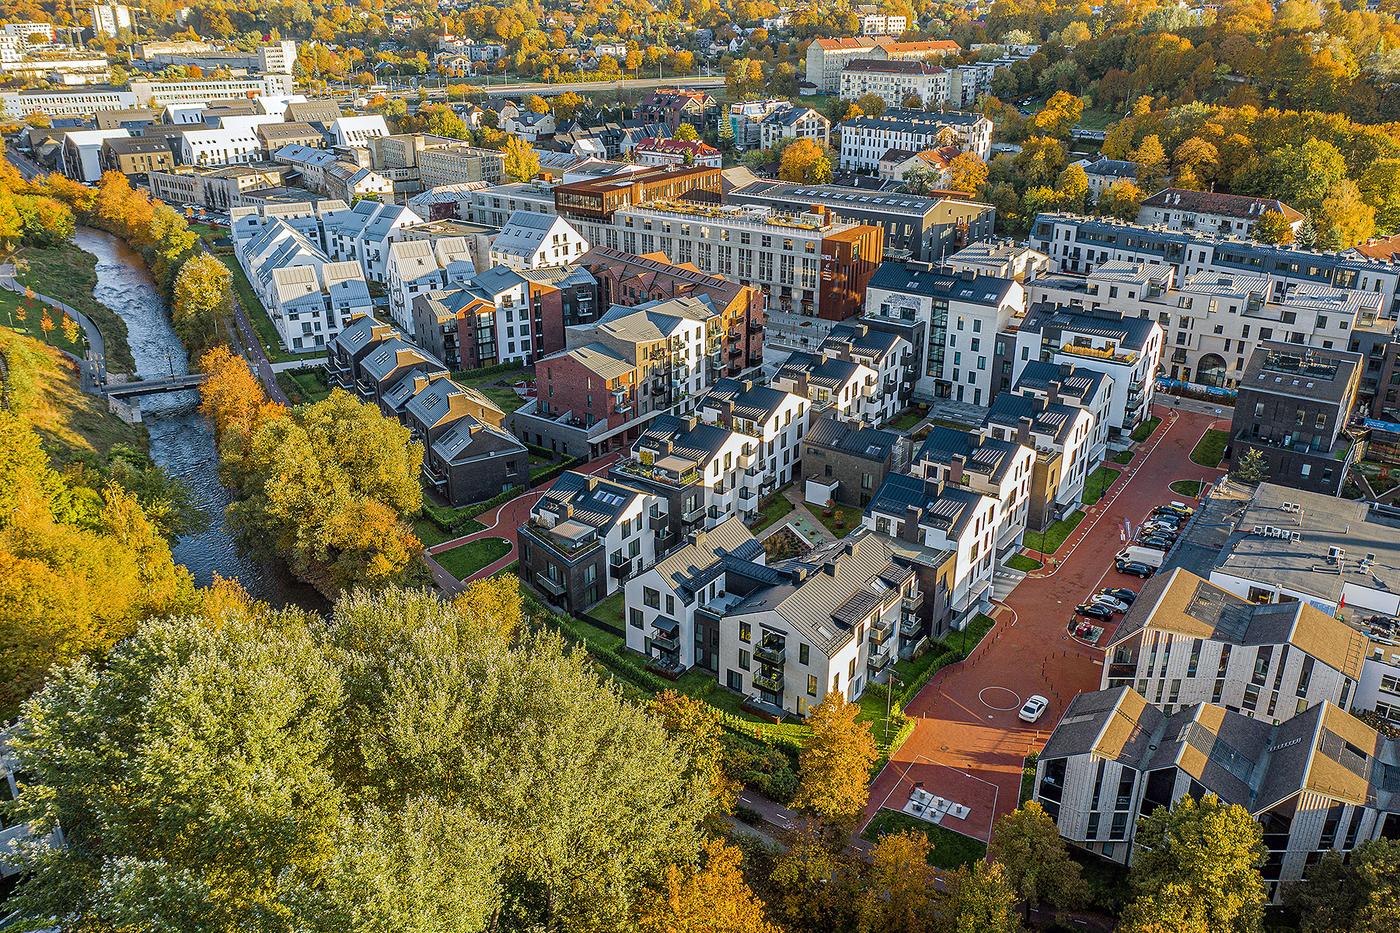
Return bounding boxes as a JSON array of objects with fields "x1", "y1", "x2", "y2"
[
  {"x1": 807, "y1": 674, "x2": 818, "y2": 697},
  {"x1": 739, "y1": 650, "x2": 750, "y2": 671},
  {"x1": 643, "y1": 587, "x2": 660, "y2": 609},
  {"x1": 799, "y1": 644, "x2": 810, "y2": 665},
  {"x1": 739, "y1": 621, "x2": 751, "y2": 643},
  {"x1": 630, "y1": 608, "x2": 643, "y2": 629}
]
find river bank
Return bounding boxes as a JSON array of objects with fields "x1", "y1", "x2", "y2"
[{"x1": 73, "y1": 227, "x2": 324, "y2": 610}]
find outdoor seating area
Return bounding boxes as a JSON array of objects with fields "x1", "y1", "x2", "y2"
[{"x1": 903, "y1": 786, "x2": 971, "y2": 824}]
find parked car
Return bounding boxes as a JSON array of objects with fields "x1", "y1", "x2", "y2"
[
  {"x1": 1075, "y1": 603, "x2": 1115, "y2": 621},
  {"x1": 1090, "y1": 594, "x2": 1130, "y2": 613},
  {"x1": 1161, "y1": 501, "x2": 1194, "y2": 516},
  {"x1": 1102, "y1": 587, "x2": 1137, "y2": 605},
  {"x1": 1139, "y1": 535, "x2": 1176, "y2": 550},
  {"x1": 1116, "y1": 560, "x2": 1155, "y2": 578},
  {"x1": 1019, "y1": 694, "x2": 1049, "y2": 723},
  {"x1": 1143, "y1": 518, "x2": 1180, "y2": 532}
]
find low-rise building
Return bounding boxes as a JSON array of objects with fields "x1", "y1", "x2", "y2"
[
  {"x1": 257, "y1": 121, "x2": 326, "y2": 153},
  {"x1": 329, "y1": 115, "x2": 390, "y2": 147},
  {"x1": 60, "y1": 128, "x2": 128, "y2": 181},
  {"x1": 801, "y1": 414, "x2": 909, "y2": 509},
  {"x1": 1138, "y1": 188, "x2": 1305, "y2": 240},
  {"x1": 1076, "y1": 157, "x2": 1141, "y2": 200},
  {"x1": 758, "y1": 106, "x2": 830, "y2": 151},
  {"x1": 100, "y1": 134, "x2": 174, "y2": 176},
  {"x1": 699, "y1": 377, "x2": 811, "y2": 493},
  {"x1": 416, "y1": 143, "x2": 505, "y2": 188},
  {"x1": 633, "y1": 137, "x2": 723, "y2": 169},
  {"x1": 984, "y1": 389, "x2": 1098, "y2": 530},
  {"x1": 773, "y1": 351, "x2": 879, "y2": 424},
  {"x1": 487, "y1": 210, "x2": 589, "y2": 271},
  {"x1": 839, "y1": 109, "x2": 993, "y2": 170},
  {"x1": 818, "y1": 321, "x2": 914, "y2": 425},
  {"x1": 909, "y1": 426, "x2": 1034, "y2": 556}
]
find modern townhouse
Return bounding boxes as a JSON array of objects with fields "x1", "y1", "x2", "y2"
[
  {"x1": 839, "y1": 59, "x2": 949, "y2": 109},
  {"x1": 698, "y1": 377, "x2": 811, "y2": 492},
  {"x1": 411, "y1": 266, "x2": 532, "y2": 369},
  {"x1": 178, "y1": 125, "x2": 267, "y2": 167},
  {"x1": 354, "y1": 336, "x2": 439, "y2": 408},
  {"x1": 385, "y1": 237, "x2": 477, "y2": 336},
  {"x1": 1137, "y1": 188, "x2": 1305, "y2": 241},
  {"x1": 819, "y1": 322, "x2": 915, "y2": 425},
  {"x1": 1102, "y1": 567, "x2": 1368, "y2": 720},
  {"x1": 1034, "y1": 686, "x2": 1400, "y2": 899},
  {"x1": 256, "y1": 121, "x2": 326, "y2": 154},
  {"x1": 758, "y1": 106, "x2": 830, "y2": 151},
  {"x1": 861, "y1": 261, "x2": 1024, "y2": 407},
  {"x1": 864, "y1": 474, "x2": 999, "y2": 634},
  {"x1": 948, "y1": 240, "x2": 1051, "y2": 283},
  {"x1": 519, "y1": 471, "x2": 664, "y2": 614},
  {"x1": 1005, "y1": 303, "x2": 1162, "y2": 436},
  {"x1": 401, "y1": 373, "x2": 526, "y2": 505},
  {"x1": 984, "y1": 390, "x2": 1098, "y2": 531},
  {"x1": 329, "y1": 114, "x2": 390, "y2": 147},
  {"x1": 725, "y1": 99, "x2": 793, "y2": 150},
  {"x1": 908, "y1": 426, "x2": 1034, "y2": 556},
  {"x1": 487, "y1": 210, "x2": 589, "y2": 271},
  {"x1": 800, "y1": 414, "x2": 909, "y2": 509},
  {"x1": 625, "y1": 517, "x2": 764, "y2": 675},
  {"x1": 773, "y1": 351, "x2": 879, "y2": 425},
  {"x1": 580, "y1": 246, "x2": 764, "y2": 377},
  {"x1": 1011, "y1": 360, "x2": 1112, "y2": 463},
  {"x1": 839, "y1": 110, "x2": 994, "y2": 170},
  {"x1": 320, "y1": 200, "x2": 424, "y2": 283},
  {"x1": 59, "y1": 128, "x2": 128, "y2": 181},
  {"x1": 1028, "y1": 213, "x2": 1400, "y2": 319},
  {"x1": 717, "y1": 531, "x2": 928, "y2": 716},
  {"x1": 633, "y1": 89, "x2": 719, "y2": 135},
  {"x1": 1230, "y1": 343, "x2": 1363, "y2": 495},
  {"x1": 725, "y1": 181, "x2": 996, "y2": 265},
  {"x1": 326, "y1": 313, "x2": 398, "y2": 389},
  {"x1": 100, "y1": 135, "x2": 175, "y2": 177},
  {"x1": 612, "y1": 414, "x2": 763, "y2": 552}
]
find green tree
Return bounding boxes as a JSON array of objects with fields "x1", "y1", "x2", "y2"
[
  {"x1": 989, "y1": 802, "x2": 1087, "y2": 918},
  {"x1": 791, "y1": 691, "x2": 877, "y2": 825},
  {"x1": 1132, "y1": 135, "x2": 1168, "y2": 192},
  {"x1": 940, "y1": 860, "x2": 1023, "y2": 933},
  {"x1": 1120, "y1": 795, "x2": 1267, "y2": 933},
  {"x1": 502, "y1": 133, "x2": 541, "y2": 183},
  {"x1": 1232, "y1": 448, "x2": 1270, "y2": 484},
  {"x1": 673, "y1": 122, "x2": 699, "y2": 142},
  {"x1": 170, "y1": 252, "x2": 232, "y2": 352},
  {"x1": 1262, "y1": 139, "x2": 1348, "y2": 213},
  {"x1": 1254, "y1": 209, "x2": 1297, "y2": 245},
  {"x1": 855, "y1": 92, "x2": 888, "y2": 118},
  {"x1": 1283, "y1": 839, "x2": 1400, "y2": 933},
  {"x1": 1315, "y1": 180, "x2": 1376, "y2": 250},
  {"x1": 860, "y1": 830, "x2": 937, "y2": 933}
]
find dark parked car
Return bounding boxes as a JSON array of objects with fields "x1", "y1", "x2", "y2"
[
  {"x1": 1139, "y1": 535, "x2": 1175, "y2": 550},
  {"x1": 1102, "y1": 587, "x2": 1137, "y2": 605},
  {"x1": 1075, "y1": 603, "x2": 1115, "y2": 621},
  {"x1": 1116, "y1": 560, "x2": 1155, "y2": 578}
]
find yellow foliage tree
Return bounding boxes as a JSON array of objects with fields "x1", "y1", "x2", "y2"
[
  {"x1": 778, "y1": 138, "x2": 833, "y2": 184},
  {"x1": 635, "y1": 839, "x2": 782, "y2": 933},
  {"x1": 792, "y1": 690, "x2": 877, "y2": 824}
]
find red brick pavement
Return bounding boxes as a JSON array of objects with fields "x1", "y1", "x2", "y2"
[
  {"x1": 424, "y1": 452, "x2": 621, "y2": 592},
  {"x1": 861, "y1": 405, "x2": 1228, "y2": 840}
]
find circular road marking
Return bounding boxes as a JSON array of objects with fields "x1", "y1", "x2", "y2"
[{"x1": 979, "y1": 686, "x2": 1022, "y2": 712}]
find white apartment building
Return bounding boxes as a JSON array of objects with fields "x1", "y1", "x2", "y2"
[
  {"x1": 758, "y1": 106, "x2": 831, "y2": 151},
  {"x1": 90, "y1": 1, "x2": 131, "y2": 38},
  {"x1": 463, "y1": 181, "x2": 557, "y2": 228},
  {"x1": 985, "y1": 390, "x2": 1098, "y2": 528},
  {"x1": 179, "y1": 126, "x2": 265, "y2": 166},
  {"x1": 839, "y1": 60, "x2": 949, "y2": 109},
  {"x1": 860, "y1": 13, "x2": 908, "y2": 35},
  {"x1": 618, "y1": 414, "x2": 765, "y2": 533},
  {"x1": 819, "y1": 322, "x2": 914, "y2": 427},
  {"x1": 59, "y1": 128, "x2": 127, "y2": 182},
  {"x1": 321, "y1": 200, "x2": 425, "y2": 282},
  {"x1": 487, "y1": 210, "x2": 589, "y2": 271},
  {"x1": 1011, "y1": 360, "x2": 1113, "y2": 463},
  {"x1": 417, "y1": 144, "x2": 505, "y2": 188},
  {"x1": 3, "y1": 22, "x2": 56, "y2": 44},
  {"x1": 129, "y1": 74, "x2": 295, "y2": 107},
  {"x1": 773, "y1": 351, "x2": 879, "y2": 424},
  {"x1": 257, "y1": 40, "x2": 297, "y2": 74},
  {"x1": 839, "y1": 109, "x2": 993, "y2": 170},
  {"x1": 329, "y1": 115, "x2": 390, "y2": 147},
  {"x1": 865, "y1": 474, "x2": 999, "y2": 627},
  {"x1": 909, "y1": 426, "x2": 1034, "y2": 557},
  {"x1": 1, "y1": 87, "x2": 136, "y2": 118},
  {"x1": 385, "y1": 237, "x2": 476, "y2": 335},
  {"x1": 699, "y1": 377, "x2": 810, "y2": 493},
  {"x1": 1029, "y1": 213, "x2": 1400, "y2": 320}
]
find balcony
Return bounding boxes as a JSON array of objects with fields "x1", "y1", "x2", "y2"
[
  {"x1": 535, "y1": 573, "x2": 567, "y2": 597},
  {"x1": 609, "y1": 553, "x2": 633, "y2": 578},
  {"x1": 903, "y1": 590, "x2": 925, "y2": 611},
  {"x1": 870, "y1": 617, "x2": 895, "y2": 644},
  {"x1": 868, "y1": 651, "x2": 893, "y2": 672},
  {"x1": 1061, "y1": 342, "x2": 1138, "y2": 364},
  {"x1": 681, "y1": 501, "x2": 705, "y2": 522},
  {"x1": 755, "y1": 641, "x2": 786, "y2": 665},
  {"x1": 752, "y1": 670, "x2": 784, "y2": 694},
  {"x1": 421, "y1": 461, "x2": 448, "y2": 488},
  {"x1": 900, "y1": 613, "x2": 923, "y2": 636},
  {"x1": 1107, "y1": 662, "x2": 1137, "y2": 680},
  {"x1": 650, "y1": 631, "x2": 680, "y2": 652}
]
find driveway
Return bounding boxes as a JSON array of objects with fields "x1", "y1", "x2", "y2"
[{"x1": 862, "y1": 406, "x2": 1228, "y2": 840}]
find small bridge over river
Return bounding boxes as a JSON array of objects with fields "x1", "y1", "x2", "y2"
[{"x1": 100, "y1": 373, "x2": 208, "y2": 399}]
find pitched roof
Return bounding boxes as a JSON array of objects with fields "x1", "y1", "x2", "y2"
[
  {"x1": 1141, "y1": 188, "x2": 1303, "y2": 223},
  {"x1": 805, "y1": 415, "x2": 899, "y2": 462}
]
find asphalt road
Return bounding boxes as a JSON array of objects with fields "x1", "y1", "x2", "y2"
[{"x1": 331, "y1": 74, "x2": 725, "y2": 103}]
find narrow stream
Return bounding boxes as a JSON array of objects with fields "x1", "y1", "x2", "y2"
[{"x1": 74, "y1": 228, "x2": 323, "y2": 610}]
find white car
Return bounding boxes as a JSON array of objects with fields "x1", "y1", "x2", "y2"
[
  {"x1": 1019, "y1": 695, "x2": 1049, "y2": 723},
  {"x1": 1089, "y1": 594, "x2": 1129, "y2": 613}
]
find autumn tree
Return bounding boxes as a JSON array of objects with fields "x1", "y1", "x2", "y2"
[
  {"x1": 1132, "y1": 135, "x2": 1168, "y2": 192},
  {"x1": 647, "y1": 690, "x2": 738, "y2": 817},
  {"x1": 943, "y1": 152, "x2": 987, "y2": 195},
  {"x1": 1099, "y1": 180, "x2": 1146, "y2": 220},
  {"x1": 778, "y1": 138, "x2": 833, "y2": 184},
  {"x1": 1253, "y1": 209, "x2": 1297, "y2": 245},
  {"x1": 635, "y1": 839, "x2": 781, "y2": 933},
  {"x1": 1232, "y1": 448, "x2": 1270, "y2": 485},
  {"x1": 768, "y1": 829, "x2": 863, "y2": 932},
  {"x1": 1055, "y1": 164, "x2": 1090, "y2": 212},
  {"x1": 855, "y1": 92, "x2": 888, "y2": 118},
  {"x1": 502, "y1": 133, "x2": 540, "y2": 182},
  {"x1": 859, "y1": 830, "x2": 937, "y2": 933},
  {"x1": 989, "y1": 802, "x2": 1086, "y2": 918},
  {"x1": 524, "y1": 93, "x2": 550, "y2": 114},
  {"x1": 1358, "y1": 159, "x2": 1400, "y2": 234},
  {"x1": 1119, "y1": 795, "x2": 1267, "y2": 933},
  {"x1": 551, "y1": 91, "x2": 585, "y2": 121},
  {"x1": 940, "y1": 860, "x2": 1023, "y2": 933},
  {"x1": 450, "y1": 574, "x2": 524, "y2": 642},
  {"x1": 1283, "y1": 838, "x2": 1400, "y2": 933},
  {"x1": 792, "y1": 691, "x2": 877, "y2": 825},
  {"x1": 673, "y1": 122, "x2": 699, "y2": 142},
  {"x1": 726, "y1": 58, "x2": 765, "y2": 101},
  {"x1": 1315, "y1": 180, "x2": 1376, "y2": 250},
  {"x1": 171, "y1": 252, "x2": 232, "y2": 352},
  {"x1": 1030, "y1": 91, "x2": 1084, "y2": 139}
]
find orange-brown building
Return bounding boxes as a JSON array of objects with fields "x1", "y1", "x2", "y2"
[{"x1": 553, "y1": 164, "x2": 722, "y2": 223}]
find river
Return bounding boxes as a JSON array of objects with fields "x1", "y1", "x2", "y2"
[{"x1": 75, "y1": 228, "x2": 323, "y2": 610}]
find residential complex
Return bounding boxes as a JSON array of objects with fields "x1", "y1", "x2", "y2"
[{"x1": 838, "y1": 109, "x2": 994, "y2": 169}]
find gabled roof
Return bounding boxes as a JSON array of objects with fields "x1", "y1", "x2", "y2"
[
  {"x1": 915, "y1": 426, "x2": 1021, "y2": 484},
  {"x1": 868, "y1": 260, "x2": 1014, "y2": 306},
  {"x1": 535, "y1": 470, "x2": 646, "y2": 532},
  {"x1": 865, "y1": 473, "x2": 989, "y2": 538},
  {"x1": 651, "y1": 517, "x2": 760, "y2": 600},
  {"x1": 703, "y1": 377, "x2": 796, "y2": 425},
  {"x1": 805, "y1": 415, "x2": 899, "y2": 463},
  {"x1": 1141, "y1": 188, "x2": 1303, "y2": 223}
]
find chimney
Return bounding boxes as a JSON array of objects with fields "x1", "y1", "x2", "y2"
[
  {"x1": 685, "y1": 415, "x2": 698, "y2": 432},
  {"x1": 717, "y1": 397, "x2": 735, "y2": 428},
  {"x1": 1047, "y1": 380, "x2": 1061, "y2": 407},
  {"x1": 1017, "y1": 416, "x2": 1033, "y2": 447},
  {"x1": 949, "y1": 453, "x2": 966, "y2": 486},
  {"x1": 901, "y1": 505, "x2": 923, "y2": 543},
  {"x1": 846, "y1": 417, "x2": 863, "y2": 433},
  {"x1": 795, "y1": 372, "x2": 810, "y2": 397}
]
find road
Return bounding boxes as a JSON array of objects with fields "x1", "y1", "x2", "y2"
[
  {"x1": 862, "y1": 405, "x2": 1228, "y2": 842},
  {"x1": 333, "y1": 74, "x2": 724, "y2": 103},
  {"x1": 424, "y1": 451, "x2": 621, "y2": 593},
  {"x1": 5, "y1": 147, "x2": 43, "y2": 181}
]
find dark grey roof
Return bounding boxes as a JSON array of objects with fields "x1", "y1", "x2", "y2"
[
  {"x1": 1020, "y1": 302, "x2": 1159, "y2": 351},
  {"x1": 985, "y1": 392, "x2": 1079, "y2": 445},
  {"x1": 1015, "y1": 360, "x2": 1107, "y2": 404},
  {"x1": 704, "y1": 377, "x2": 793, "y2": 424},
  {"x1": 536, "y1": 471, "x2": 645, "y2": 532},
  {"x1": 776, "y1": 352, "x2": 865, "y2": 391},
  {"x1": 1081, "y1": 158, "x2": 1140, "y2": 179},
  {"x1": 868, "y1": 261, "x2": 1014, "y2": 307},
  {"x1": 636, "y1": 414, "x2": 734, "y2": 463},
  {"x1": 865, "y1": 473, "x2": 986, "y2": 537},
  {"x1": 805, "y1": 415, "x2": 899, "y2": 462},
  {"x1": 915, "y1": 426, "x2": 1018, "y2": 482},
  {"x1": 823, "y1": 322, "x2": 902, "y2": 363}
]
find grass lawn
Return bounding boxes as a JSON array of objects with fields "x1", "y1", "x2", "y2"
[
  {"x1": 1190, "y1": 428, "x2": 1229, "y2": 468},
  {"x1": 15, "y1": 243, "x2": 135, "y2": 372},
  {"x1": 411, "y1": 514, "x2": 483, "y2": 548},
  {"x1": 1025, "y1": 510, "x2": 1085, "y2": 556},
  {"x1": 1170, "y1": 480, "x2": 1205, "y2": 497},
  {"x1": 1081, "y1": 465, "x2": 1122, "y2": 505},
  {"x1": 274, "y1": 367, "x2": 332, "y2": 405},
  {"x1": 589, "y1": 589, "x2": 626, "y2": 629},
  {"x1": 481, "y1": 384, "x2": 526, "y2": 414},
  {"x1": 751, "y1": 493, "x2": 795, "y2": 533},
  {"x1": 886, "y1": 407, "x2": 926, "y2": 431},
  {"x1": 1020, "y1": 752, "x2": 1039, "y2": 806},
  {"x1": 1129, "y1": 416, "x2": 1162, "y2": 443},
  {"x1": 1077, "y1": 108, "x2": 1121, "y2": 130},
  {"x1": 0, "y1": 289, "x2": 87, "y2": 358},
  {"x1": 861, "y1": 810, "x2": 987, "y2": 869},
  {"x1": 433, "y1": 537, "x2": 511, "y2": 580},
  {"x1": 813, "y1": 501, "x2": 862, "y2": 538},
  {"x1": 216, "y1": 254, "x2": 322, "y2": 365},
  {"x1": 1007, "y1": 553, "x2": 1042, "y2": 572},
  {"x1": 1110, "y1": 449, "x2": 1135, "y2": 465}
]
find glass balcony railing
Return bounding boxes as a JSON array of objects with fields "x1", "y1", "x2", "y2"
[
  {"x1": 752, "y1": 671, "x2": 783, "y2": 693},
  {"x1": 754, "y1": 642, "x2": 786, "y2": 665}
]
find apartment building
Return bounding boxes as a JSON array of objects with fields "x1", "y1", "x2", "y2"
[
  {"x1": 128, "y1": 74, "x2": 295, "y2": 108},
  {"x1": 819, "y1": 322, "x2": 915, "y2": 425},
  {"x1": 59, "y1": 128, "x2": 128, "y2": 181},
  {"x1": 698, "y1": 377, "x2": 811, "y2": 492},
  {"x1": 149, "y1": 164, "x2": 289, "y2": 211},
  {"x1": 1, "y1": 87, "x2": 137, "y2": 119},
  {"x1": 1102, "y1": 568, "x2": 1368, "y2": 720},
  {"x1": 320, "y1": 200, "x2": 424, "y2": 282},
  {"x1": 1006, "y1": 304, "x2": 1163, "y2": 435},
  {"x1": 385, "y1": 237, "x2": 477, "y2": 335},
  {"x1": 256, "y1": 121, "x2": 325, "y2": 154},
  {"x1": 984, "y1": 390, "x2": 1098, "y2": 530},
  {"x1": 625, "y1": 517, "x2": 764, "y2": 674},
  {"x1": 412, "y1": 266, "x2": 533, "y2": 368},
  {"x1": 633, "y1": 89, "x2": 719, "y2": 135},
  {"x1": 323, "y1": 161, "x2": 393, "y2": 203},
  {"x1": 519, "y1": 471, "x2": 664, "y2": 613},
  {"x1": 99, "y1": 135, "x2": 174, "y2": 176},
  {"x1": 758, "y1": 106, "x2": 830, "y2": 151},
  {"x1": 864, "y1": 474, "x2": 998, "y2": 632},
  {"x1": 801, "y1": 414, "x2": 909, "y2": 509},
  {"x1": 1012, "y1": 360, "x2": 1112, "y2": 463},
  {"x1": 909, "y1": 426, "x2": 1034, "y2": 556},
  {"x1": 1138, "y1": 188, "x2": 1305, "y2": 240},
  {"x1": 839, "y1": 109, "x2": 994, "y2": 169},
  {"x1": 633, "y1": 137, "x2": 723, "y2": 169},
  {"x1": 1034, "y1": 687, "x2": 1400, "y2": 898},
  {"x1": 487, "y1": 211, "x2": 589, "y2": 271},
  {"x1": 417, "y1": 143, "x2": 505, "y2": 188},
  {"x1": 605, "y1": 201, "x2": 883, "y2": 322},
  {"x1": 862, "y1": 261, "x2": 1024, "y2": 406},
  {"x1": 1077, "y1": 157, "x2": 1142, "y2": 199},
  {"x1": 1231, "y1": 344, "x2": 1362, "y2": 495},
  {"x1": 773, "y1": 351, "x2": 879, "y2": 424},
  {"x1": 329, "y1": 115, "x2": 390, "y2": 147},
  {"x1": 948, "y1": 239, "x2": 1050, "y2": 283},
  {"x1": 726, "y1": 99, "x2": 793, "y2": 150},
  {"x1": 860, "y1": 12, "x2": 908, "y2": 34},
  {"x1": 725, "y1": 181, "x2": 996, "y2": 264},
  {"x1": 1028, "y1": 213, "x2": 1400, "y2": 319},
  {"x1": 804, "y1": 36, "x2": 960, "y2": 91},
  {"x1": 178, "y1": 125, "x2": 267, "y2": 167},
  {"x1": 839, "y1": 59, "x2": 949, "y2": 109},
  {"x1": 580, "y1": 246, "x2": 764, "y2": 377}
]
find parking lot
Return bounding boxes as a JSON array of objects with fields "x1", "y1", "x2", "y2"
[{"x1": 862, "y1": 404, "x2": 1229, "y2": 840}]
